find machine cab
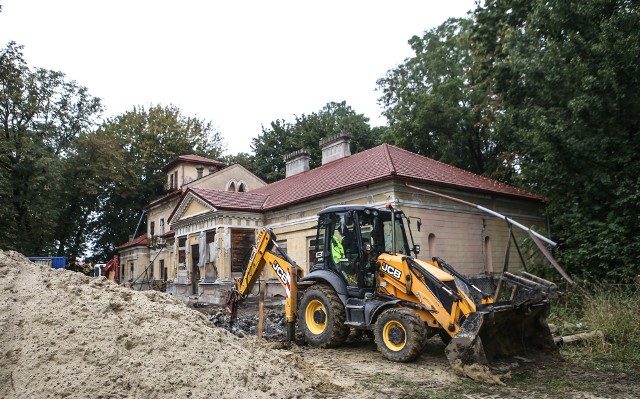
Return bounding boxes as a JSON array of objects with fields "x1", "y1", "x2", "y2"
[{"x1": 312, "y1": 205, "x2": 413, "y2": 291}]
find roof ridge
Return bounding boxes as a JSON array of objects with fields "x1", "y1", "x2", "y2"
[{"x1": 381, "y1": 143, "x2": 398, "y2": 176}]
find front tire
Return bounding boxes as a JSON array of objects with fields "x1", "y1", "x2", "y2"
[
  {"x1": 374, "y1": 307, "x2": 427, "y2": 362},
  {"x1": 298, "y1": 284, "x2": 349, "y2": 348}
]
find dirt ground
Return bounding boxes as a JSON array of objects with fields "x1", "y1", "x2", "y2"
[
  {"x1": 1, "y1": 249, "x2": 638, "y2": 399},
  {"x1": 202, "y1": 303, "x2": 640, "y2": 399}
]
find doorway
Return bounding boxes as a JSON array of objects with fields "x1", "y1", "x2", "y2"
[{"x1": 191, "y1": 244, "x2": 200, "y2": 295}]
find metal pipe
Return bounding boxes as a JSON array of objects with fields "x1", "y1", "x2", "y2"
[
  {"x1": 405, "y1": 183, "x2": 557, "y2": 246},
  {"x1": 388, "y1": 202, "x2": 397, "y2": 255}
]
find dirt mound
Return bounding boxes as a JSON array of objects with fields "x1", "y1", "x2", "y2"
[{"x1": 0, "y1": 250, "x2": 339, "y2": 399}]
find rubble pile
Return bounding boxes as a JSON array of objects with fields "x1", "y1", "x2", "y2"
[
  {"x1": 0, "y1": 250, "x2": 339, "y2": 399},
  {"x1": 210, "y1": 309, "x2": 289, "y2": 340}
]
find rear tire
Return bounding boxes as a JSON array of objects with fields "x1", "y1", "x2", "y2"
[
  {"x1": 374, "y1": 307, "x2": 427, "y2": 362},
  {"x1": 298, "y1": 284, "x2": 348, "y2": 348}
]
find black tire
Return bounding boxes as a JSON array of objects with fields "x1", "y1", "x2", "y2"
[
  {"x1": 374, "y1": 307, "x2": 427, "y2": 362},
  {"x1": 298, "y1": 284, "x2": 349, "y2": 348}
]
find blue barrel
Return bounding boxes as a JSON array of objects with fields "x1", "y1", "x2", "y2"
[{"x1": 28, "y1": 257, "x2": 67, "y2": 269}]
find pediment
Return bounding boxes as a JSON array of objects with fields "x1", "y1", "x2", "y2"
[{"x1": 170, "y1": 192, "x2": 217, "y2": 224}]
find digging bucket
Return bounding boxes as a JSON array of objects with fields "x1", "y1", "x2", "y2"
[{"x1": 445, "y1": 302, "x2": 558, "y2": 370}]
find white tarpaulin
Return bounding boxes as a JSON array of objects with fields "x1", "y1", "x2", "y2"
[
  {"x1": 222, "y1": 227, "x2": 231, "y2": 249},
  {"x1": 198, "y1": 232, "x2": 206, "y2": 266},
  {"x1": 209, "y1": 241, "x2": 218, "y2": 262}
]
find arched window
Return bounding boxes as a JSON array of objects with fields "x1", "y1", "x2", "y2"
[
  {"x1": 227, "y1": 181, "x2": 236, "y2": 192},
  {"x1": 428, "y1": 233, "x2": 436, "y2": 260},
  {"x1": 238, "y1": 183, "x2": 246, "y2": 192}
]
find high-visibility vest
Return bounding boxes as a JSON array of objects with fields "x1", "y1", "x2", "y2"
[{"x1": 331, "y1": 235, "x2": 345, "y2": 264}]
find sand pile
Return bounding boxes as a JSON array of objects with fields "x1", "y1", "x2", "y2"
[{"x1": 0, "y1": 250, "x2": 338, "y2": 399}]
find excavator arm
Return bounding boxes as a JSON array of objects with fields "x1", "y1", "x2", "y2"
[
  {"x1": 102, "y1": 256, "x2": 119, "y2": 283},
  {"x1": 226, "y1": 227, "x2": 303, "y2": 339}
]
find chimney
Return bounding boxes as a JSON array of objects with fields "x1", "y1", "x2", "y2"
[
  {"x1": 196, "y1": 165, "x2": 204, "y2": 179},
  {"x1": 284, "y1": 149, "x2": 311, "y2": 178},
  {"x1": 320, "y1": 132, "x2": 352, "y2": 165}
]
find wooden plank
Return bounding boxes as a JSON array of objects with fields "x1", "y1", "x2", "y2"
[{"x1": 257, "y1": 279, "x2": 266, "y2": 339}]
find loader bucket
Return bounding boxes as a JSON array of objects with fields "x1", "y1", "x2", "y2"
[{"x1": 445, "y1": 302, "x2": 558, "y2": 381}]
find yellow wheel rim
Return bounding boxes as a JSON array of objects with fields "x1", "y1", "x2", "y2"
[
  {"x1": 305, "y1": 299, "x2": 327, "y2": 335},
  {"x1": 383, "y1": 320, "x2": 406, "y2": 351}
]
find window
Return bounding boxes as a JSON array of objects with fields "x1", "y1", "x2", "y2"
[
  {"x1": 150, "y1": 221, "x2": 155, "y2": 237},
  {"x1": 170, "y1": 174, "x2": 174, "y2": 190},
  {"x1": 149, "y1": 260, "x2": 154, "y2": 279},
  {"x1": 129, "y1": 262, "x2": 134, "y2": 281},
  {"x1": 231, "y1": 229, "x2": 255, "y2": 272},
  {"x1": 308, "y1": 238, "x2": 320, "y2": 268},
  {"x1": 428, "y1": 233, "x2": 436, "y2": 260},
  {"x1": 159, "y1": 259, "x2": 165, "y2": 280},
  {"x1": 275, "y1": 240, "x2": 287, "y2": 255},
  {"x1": 228, "y1": 182, "x2": 236, "y2": 192},
  {"x1": 238, "y1": 183, "x2": 246, "y2": 192},
  {"x1": 174, "y1": 171, "x2": 178, "y2": 188},
  {"x1": 159, "y1": 218, "x2": 165, "y2": 235}
]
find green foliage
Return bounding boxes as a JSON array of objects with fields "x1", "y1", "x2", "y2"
[
  {"x1": 548, "y1": 284, "x2": 640, "y2": 365},
  {"x1": 0, "y1": 41, "x2": 102, "y2": 256},
  {"x1": 250, "y1": 101, "x2": 378, "y2": 182},
  {"x1": 377, "y1": 18, "x2": 507, "y2": 178},
  {"x1": 581, "y1": 285, "x2": 640, "y2": 363},
  {"x1": 221, "y1": 152, "x2": 253, "y2": 171},
  {"x1": 471, "y1": 0, "x2": 640, "y2": 282},
  {"x1": 91, "y1": 105, "x2": 226, "y2": 259}
]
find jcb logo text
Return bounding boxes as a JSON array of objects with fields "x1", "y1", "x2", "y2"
[
  {"x1": 381, "y1": 263, "x2": 402, "y2": 280},
  {"x1": 272, "y1": 261, "x2": 290, "y2": 285}
]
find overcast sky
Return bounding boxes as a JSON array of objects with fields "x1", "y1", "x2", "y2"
[{"x1": 0, "y1": 0, "x2": 475, "y2": 155}]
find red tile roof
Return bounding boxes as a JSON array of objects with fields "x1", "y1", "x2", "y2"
[
  {"x1": 159, "y1": 230, "x2": 175, "y2": 238},
  {"x1": 247, "y1": 144, "x2": 542, "y2": 210},
  {"x1": 161, "y1": 154, "x2": 226, "y2": 172},
  {"x1": 176, "y1": 144, "x2": 541, "y2": 215},
  {"x1": 190, "y1": 188, "x2": 268, "y2": 212},
  {"x1": 144, "y1": 189, "x2": 181, "y2": 210},
  {"x1": 117, "y1": 234, "x2": 150, "y2": 250}
]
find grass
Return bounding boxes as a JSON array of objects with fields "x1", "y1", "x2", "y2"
[
  {"x1": 549, "y1": 283, "x2": 640, "y2": 366},
  {"x1": 362, "y1": 285, "x2": 640, "y2": 398}
]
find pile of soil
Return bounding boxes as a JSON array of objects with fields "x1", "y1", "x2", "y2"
[{"x1": 0, "y1": 250, "x2": 340, "y2": 399}]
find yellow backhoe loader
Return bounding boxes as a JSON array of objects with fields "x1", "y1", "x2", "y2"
[{"x1": 226, "y1": 204, "x2": 559, "y2": 378}]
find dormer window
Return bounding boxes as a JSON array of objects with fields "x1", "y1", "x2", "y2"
[{"x1": 226, "y1": 179, "x2": 247, "y2": 192}]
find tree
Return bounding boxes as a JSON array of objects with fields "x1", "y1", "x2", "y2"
[
  {"x1": 0, "y1": 41, "x2": 102, "y2": 255},
  {"x1": 53, "y1": 131, "x2": 127, "y2": 260},
  {"x1": 250, "y1": 101, "x2": 378, "y2": 182},
  {"x1": 472, "y1": 0, "x2": 640, "y2": 281},
  {"x1": 90, "y1": 105, "x2": 226, "y2": 259},
  {"x1": 377, "y1": 18, "x2": 505, "y2": 178}
]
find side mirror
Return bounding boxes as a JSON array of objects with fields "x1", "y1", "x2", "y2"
[{"x1": 413, "y1": 245, "x2": 421, "y2": 255}]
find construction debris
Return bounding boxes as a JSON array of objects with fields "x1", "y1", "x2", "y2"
[
  {"x1": 209, "y1": 309, "x2": 289, "y2": 340},
  {"x1": 554, "y1": 331, "x2": 604, "y2": 345}
]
